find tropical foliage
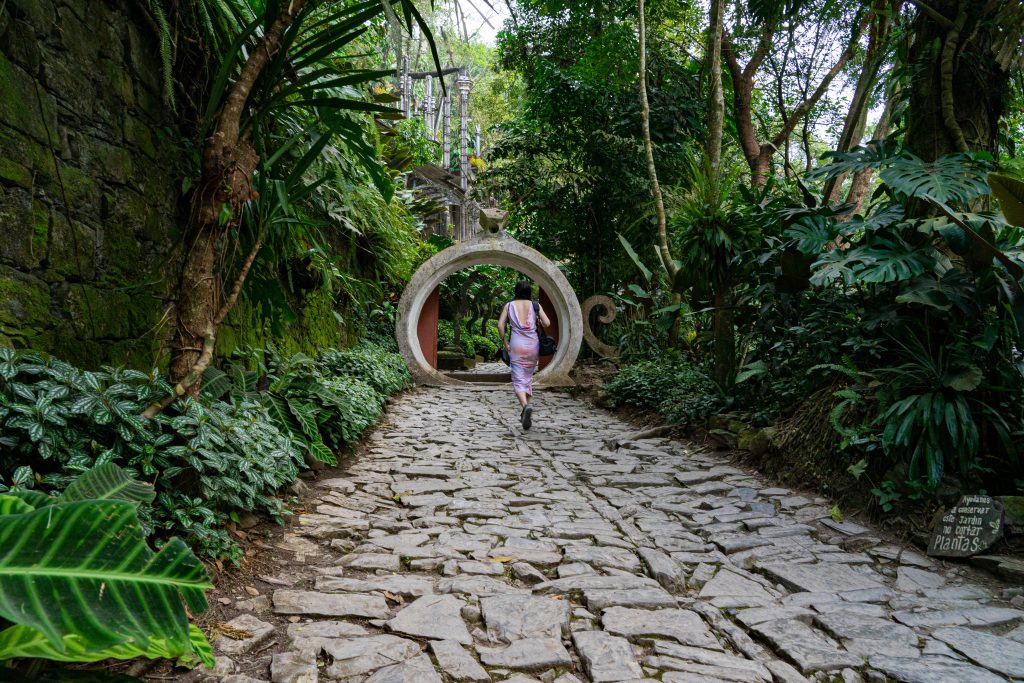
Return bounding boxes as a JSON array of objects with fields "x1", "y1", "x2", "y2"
[
  {"x1": 0, "y1": 463, "x2": 213, "y2": 667},
  {"x1": 0, "y1": 343, "x2": 408, "y2": 563},
  {"x1": 498, "y1": 0, "x2": 1024, "y2": 513}
]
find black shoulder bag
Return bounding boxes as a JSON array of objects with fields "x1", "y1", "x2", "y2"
[{"x1": 533, "y1": 301, "x2": 557, "y2": 357}]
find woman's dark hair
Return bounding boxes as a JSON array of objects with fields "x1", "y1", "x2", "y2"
[{"x1": 514, "y1": 280, "x2": 532, "y2": 300}]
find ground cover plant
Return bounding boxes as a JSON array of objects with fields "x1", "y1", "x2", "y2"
[{"x1": 0, "y1": 342, "x2": 409, "y2": 562}]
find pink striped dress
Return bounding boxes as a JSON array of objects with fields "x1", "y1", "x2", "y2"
[{"x1": 506, "y1": 301, "x2": 539, "y2": 395}]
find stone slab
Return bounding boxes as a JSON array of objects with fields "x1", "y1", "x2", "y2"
[
  {"x1": 216, "y1": 613, "x2": 276, "y2": 656},
  {"x1": 430, "y1": 639, "x2": 490, "y2": 681},
  {"x1": 480, "y1": 594, "x2": 569, "y2": 642},
  {"x1": 573, "y1": 630, "x2": 643, "y2": 682},
  {"x1": 323, "y1": 635, "x2": 422, "y2": 678},
  {"x1": 387, "y1": 594, "x2": 472, "y2": 644},
  {"x1": 813, "y1": 612, "x2": 919, "y2": 658},
  {"x1": 477, "y1": 637, "x2": 573, "y2": 670},
  {"x1": 365, "y1": 653, "x2": 444, "y2": 683},
  {"x1": 933, "y1": 626, "x2": 1024, "y2": 678},
  {"x1": 273, "y1": 590, "x2": 389, "y2": 619},
  {"x1": 759, "y1": 562, "x2": 884, "y2": 594},
  {"x1": 749, "y1": 619, "x2": 860, "y2": 673},
  {"x1": 868, "y1": 655, "x2": 1005, "y2": 683},
  {"x1": 601, "y1": 606, "x2": 718, "y2": 648},
  {"x1": 583, "y1": 587, "x2": 677, "y2": 611}
]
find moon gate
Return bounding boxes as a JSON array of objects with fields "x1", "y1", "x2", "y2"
[{"x1": 395, "y1": 234, "x2": 583, "y2": 386}]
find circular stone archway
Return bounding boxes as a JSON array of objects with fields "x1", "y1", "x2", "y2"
[{"x1": 396, "y1": 234, "x2": 583, "y2": 386}]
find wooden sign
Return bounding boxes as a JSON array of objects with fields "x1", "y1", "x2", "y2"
[{"x1": 928, "y1": 495, "x2": 1004, "y2": 558}]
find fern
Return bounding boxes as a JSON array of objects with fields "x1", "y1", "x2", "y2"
[{"x1": 136, "y1": 0, "x2": 176, "y2": 111}]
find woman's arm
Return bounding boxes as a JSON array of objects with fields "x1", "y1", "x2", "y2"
[
  {"x1": 497, "y1": 304, "x2": 509, "y2": 349},
  {"x1": 538, "y1": 305, "x2": 552, "y2": 328}
]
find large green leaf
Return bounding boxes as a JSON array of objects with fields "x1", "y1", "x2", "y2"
[
  {"x1": 990, "y1": 173, "x2": 1024, "y2": 227},
  {"x1": 0, "y1": 623, "x2": 212, "y2": 667},
  {"x1": 879, "y1": 153, "x2": 991, "y2": 208},
  {"x1": 287, "y1": 401, "x2": 337, "y2": 465},
  {"x1": 617, "y1": 233, "x2": 653, "y2": 282},
  {"x1": 0, "y1": 496, "x2": 33, "y2": 515},
  {"x1": 0, "y1": 500, "x2": 212, "y2": 660},
  {"x1": 809, "y1": 138, "x2": 902, "y2": 181},
  {"x1": 895, "y1": 271, "x2": 974, "y2": 313},
  {"x1": 200, "y1": 367, "x2": 232, "y2": 401},
  {"x1": 942, "y1": 364, "x2": 983, "y2": 392},
  {"x1": 59, "y1": 463, "x2": 156, "y2": 505}
]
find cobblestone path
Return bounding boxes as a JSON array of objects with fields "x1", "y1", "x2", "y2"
[{"x1": 211, "y1": 388, "x2": 1024, "y2": 683}]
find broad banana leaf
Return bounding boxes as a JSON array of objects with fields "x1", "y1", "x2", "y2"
[{"x1": 0, "y1": 499, "x2": 212, "y2": 663}]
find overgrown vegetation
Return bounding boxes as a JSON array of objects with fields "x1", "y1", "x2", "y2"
[
  {"x1": 0, "y1": 343, "x2": 408, "y2": 563},
  {"x1": 0, "y1": 463, "x2": 213, "y2": 667},
  {"x1": 495, "y1": 0, "x2": 1024, "y2": 516}
]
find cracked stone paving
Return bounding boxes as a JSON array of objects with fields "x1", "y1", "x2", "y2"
[{"x1": 204, "y1": 387, "x2": 1024, "y2": 683}]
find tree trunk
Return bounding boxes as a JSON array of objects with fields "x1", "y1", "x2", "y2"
[
  {"x1": 822, "y1": 0, "x2": 894, "y2": 204},
  {"x1": 638, "y1": 0, "x2": 675, "y2": 278},
  {"x1": 905, "y1": 0, "x2": 1010, "y2": 161},
  {"x1": 713, "y1": 286, "x2": 735, "y2": 385},
  {"x1": 706, "y1": 0, "x2": 725, "y2": 171},
  {"x1": 844, "y1": 94, "x2": 895, "y2": 213},
  {"x1": 169, "y1": 233, "x2": 217, "y2": 394},
  {"x1": 168, "y1": 1, "x2": 307, "y2": 392}
]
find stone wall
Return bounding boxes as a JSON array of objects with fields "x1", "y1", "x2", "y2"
[{"x1": 0, "y1": 0, "x2": 182, "y2": 368}]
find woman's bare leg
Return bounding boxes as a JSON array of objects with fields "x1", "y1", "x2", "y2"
[{"x1": 515, "y1": 390, "x2": 529, "y2": 408}]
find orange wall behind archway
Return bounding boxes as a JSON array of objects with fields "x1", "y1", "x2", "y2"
[{"x1": 417, "y1": 286, "x2": 439, "y2": 369}]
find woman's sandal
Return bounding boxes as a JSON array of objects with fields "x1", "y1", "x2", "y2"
[{"x1": 522, "y1": 405, "x2": 533, "y2": 430}]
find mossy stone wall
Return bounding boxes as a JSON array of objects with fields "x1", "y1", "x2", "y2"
[{"x1": 0, "y1": 0, "x2": 182, "y2": 368}]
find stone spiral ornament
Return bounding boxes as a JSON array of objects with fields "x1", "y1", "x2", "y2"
[{"x1": 581, "y1": 295, "x2": 620, "y2": 359}]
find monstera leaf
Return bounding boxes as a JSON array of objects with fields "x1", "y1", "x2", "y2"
[
  {"x1": 0, "y1": 465, "x2": 213, "y2": 666},
  {"x1": 809, "y1": 138, "x2": 902, "y2": 181},
  {"x1": 990, "y1": 173, "x2": 1024, "y2": 227},
  {"x1": 879, "y1": 153, "x2": 992, "y2": 208}
]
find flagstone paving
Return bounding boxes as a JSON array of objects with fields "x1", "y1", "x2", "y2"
[{"x1": 206, "y1": 387, "x2": 1024, "y2": 683}]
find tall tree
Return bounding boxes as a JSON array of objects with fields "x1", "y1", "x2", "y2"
[
  {"x1": 159, "y1": 0, "x2": 435, "y2": 408},
  {"x1": 904, "y1": 0, "x2": 1023, "y2": 161},
  {"x1": 638, "y1": 0, "x2": 675, "y2": 280},
  {"x1": 706, "y1": 0, "x2": 725, "y2": 171},
  {"x1": 722, "y1": 3, "x2": 871, "y2": 184},
  {"x1": 822, "y1": 0, "x2": 899, "y2": 204}
]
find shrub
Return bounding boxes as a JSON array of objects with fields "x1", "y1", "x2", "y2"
[
  {"x1": 0, "y1": 342, "x2": 410, "y2": 563},
  {"x1": 606, "y1": 359, "x2": 721, "y2": 425},
  {"x1": 468, "y1": 334, "x2": 498, "y2": 360},
  {"x1": 437, "y1": 320, "x2": 455, "y2": 348},
  {"x1": 154, "y1": 398, "x2": 303, "y2": 559},
  {"x1": 0, "y1": 350, "x2": 172, "y2": 488},
  {"x1": 317, "y1": 375, "x2": 386, "y2": 448},
  {"x1": 319, "y1": 342, "x2": 411, "y2": 395}
]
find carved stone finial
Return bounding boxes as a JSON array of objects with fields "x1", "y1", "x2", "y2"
[{"x1": 479, "y1": 207, "x2": 508, "y2": 235}]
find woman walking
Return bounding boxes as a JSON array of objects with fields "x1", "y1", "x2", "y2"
[{"x1": 498, "y1": 280, "x2": 552, "y2": 430}]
